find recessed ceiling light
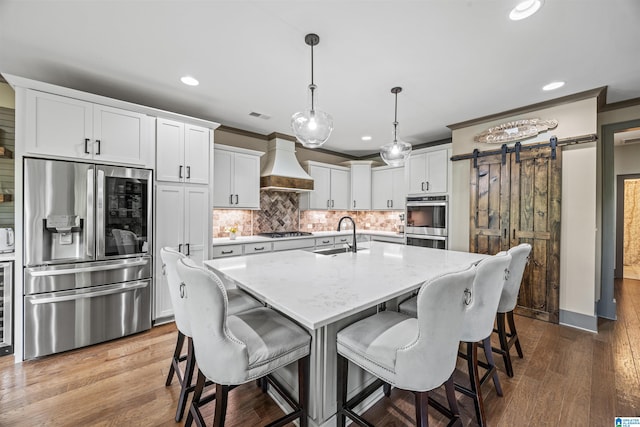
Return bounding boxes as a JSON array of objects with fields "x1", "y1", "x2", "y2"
[
  {"x1": 361, "y1": 136, "x2": 372, "y2": 141},
  {"x1": 542, "y1": 81, "x2": 565, "y2": 91},
  {"x1": 509, "y1": 0, "x2": 543, "y2": 21},
  {"x1": 180, "y1": 76, "x2": 199, "y2": 86}
]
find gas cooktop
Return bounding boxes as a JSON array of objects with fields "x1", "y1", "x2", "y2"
[{"x1": 258, "y1": 231, "x2": 313, "y2": 238}]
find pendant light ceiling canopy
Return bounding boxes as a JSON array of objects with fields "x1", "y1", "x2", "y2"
[
  {"x1": 380, "y1": 87, "x2": 412, "y2": 167},
  {"x1": 291, "y1": 33, "x2": 334, "y2": 149}
]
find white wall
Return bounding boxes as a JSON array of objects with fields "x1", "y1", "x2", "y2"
[{"x1": 450, "y1": 97, "x2": 599, "y2": 320}]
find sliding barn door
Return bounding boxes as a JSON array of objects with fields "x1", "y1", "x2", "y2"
[
  {"x1": 510, "y1": 147, "x2": 561, "y2": 323},
  {"x1": 469, "y1": 154, "x2": 511, "y2": 255},
  {"x1": 469, "y1": 146, "x2": 561, "y2": 323}
]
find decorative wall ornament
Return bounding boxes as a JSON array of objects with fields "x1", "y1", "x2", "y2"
[{"x1": 474, "y1": 118, "x2": 559, "y2": 144}]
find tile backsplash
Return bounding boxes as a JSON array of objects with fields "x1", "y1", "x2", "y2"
[{"x1": 213, "y1": 191, "x2": 404, "y2": 237}]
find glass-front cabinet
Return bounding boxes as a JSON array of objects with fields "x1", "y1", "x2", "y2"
[{"x1": 0, "y1": 261, "x2": 13, "y2": 356}]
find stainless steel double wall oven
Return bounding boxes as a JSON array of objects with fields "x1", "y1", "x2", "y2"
[
  {"x1": 405, "y1": 195, "x2": 448, "y2": 249},
  {"x1": 23, "y1": 158, "x2": 152, "y2": 359}
]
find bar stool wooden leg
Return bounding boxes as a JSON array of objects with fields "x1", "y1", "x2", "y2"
[
  {"x1": 185, "y1": 369, "x2": 207, "y2": 427},
  {"x1": 444, "y1": 376, "x2": 459, "y2": 418},
  {"x1": 336, "y1": 354, "x2": 348, "y2": 427},
  {"x1": 383, "y1": 382, "x2": 392, "y2": 397},
  {"x1": 213, "y1": 383, "x2": 230, "y2": 427},
  {"x1": 507, "y1": 311, "x2": 523, "y2": 358},
  {"x1": 174, "y1": 337, "x2": 195, "y2": 421},
  {"x1": 482, "y1": 337, "x2": 503, "y2": 397},
  {"x1": 414, "y1": 390, "x2": 429, "y2": 427},
  {"x1": 166, "y1": 331, "x2": 185, "y2": 386},
  {"x1": 496, "y1": 312, "x2": 514, "y2": 377},
  {"x1": 468, "y1": 341, "x2": 486, "y2": 427},
  {"x1": 298, "y1": 355, "x2": 310, "y2": 427}
]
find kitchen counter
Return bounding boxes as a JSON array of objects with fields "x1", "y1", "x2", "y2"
[{"x1": 205, "y1": 242, "x2": 487, "y2": 426}]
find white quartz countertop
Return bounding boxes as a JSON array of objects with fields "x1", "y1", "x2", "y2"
[
  {"x1": 204, "y1": 242, "x2": 487, "y2": 330},
  {"x1": 211, "y1": 230, "x2": 403, "y2": 246}
]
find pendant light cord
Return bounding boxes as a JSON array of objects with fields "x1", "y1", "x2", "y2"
[
  {"x1": 310, "y1": 42, "x2": 315, "y2": 112},
  {"x1": 393, "y1": 90, "x2": 399, "y2": 143}
]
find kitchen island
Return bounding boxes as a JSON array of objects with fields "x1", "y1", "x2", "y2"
[{"x1": 204, "y1": 242, "x2": 487, "y2": 426}]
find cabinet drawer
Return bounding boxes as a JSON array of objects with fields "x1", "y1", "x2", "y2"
[
  {"x1": 335, "y1": 235, "x2": 354, "y2": 246},
  {"x1": 243, "y1": 242, "x2": 273, "y2": 254},
  {"x1": 315, "y1": 237, "x2": 335, "y2": 247},
  {"x1": 273, "y1": 238, "x2": 315, "y2": 252},
  {"x1": 212, "y1": 245, "x2": 243, "y2": 258}
]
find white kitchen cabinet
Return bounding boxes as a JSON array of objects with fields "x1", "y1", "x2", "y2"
[
  {"x1": 348, "y1": 162, "x2": 372, "y2": 210},
  {"x1": 406, "y1": 147, "x2": 449, "y2": 195},
  {"x1": 25, "y1": 89, "x2": 152, "y2": 166},
  {"x1": 300, "y1": 161, "x2": 350, "y2": 210},
  {"x1": 213, "y1": 145, "x2": 263, "y2": 209},
  {"x1": 156, "y1": 118, "x2": 210, "y2": 185},
  {"x1": 372, "y1": 166, "x2": 405, "y2": 210},
  {"x1": 154, "y1": 183, "x2": 210, "y2": 320}
]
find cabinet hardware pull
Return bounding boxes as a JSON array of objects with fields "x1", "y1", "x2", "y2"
[
  {"x1": 221, "y1": 250, "x2": 233, "y2": 255},
  {"x1": 390, "y1": 200, "x2": 393, "y2": 208},
  {"x1": 353, "y1": 200, "x2": 356, "y2": 208},
  {"x1": 234, "y1": 194, "x2": 239, "y2": 205},
  {"x1": 229, "y1": 194, "x2": 233, "y2": 205},
  {"x1": 503, "y1": 229, "x2": 507, "y2": 239},
  {"x1": 513, "y1": 229, "x2": 516, "y2": 240},
  {"x1": 254, "y1": 247, "x2": 265, "y2": 251},
  {"x1": 186, "y1": 166, "x2": 191, "y2": 179},
  {"x1": 186, "y1": 243, "x2": 190, "y2": 256},
  {"x1": 84, "y1": 138, "x2": 90, "y2": 154},
  {"x1": 322, "y1": 240, "x2": 330, "y2": 244},
  {"x1": 426, "y1": 181, "x2": 429, "y2": 191},
  {"x1": 178, "y1": 243, "x2": 183, "y2": 253},
  {"x1": 421, "y1": 182, "x2": 425, "y2": 191},
  {"x1": 96, "y1": 139, "x2": 101, "y2": 155},
  {"x1": 179, "y1": 165, "x2": 183, "y2": 179},
  {"x1": 327, "y1": 200, "x2": 330, "y2": 208},
  {"x1": 332, "y1": 200, "x2": 335, "y2": 208}
]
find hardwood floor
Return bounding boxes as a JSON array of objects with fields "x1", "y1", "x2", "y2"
[{"x1": 1, "y1": 278, "x2": 638, "y2": 426}]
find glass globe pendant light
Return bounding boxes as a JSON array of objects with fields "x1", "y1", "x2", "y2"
[
  {"x1": 380, "y1": 87, "x2": 412, "y2": 166},
  {"x1": 291, "y1": 33, "x2": 333, "y2": 148}
]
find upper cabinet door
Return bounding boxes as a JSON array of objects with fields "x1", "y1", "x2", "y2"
[
  {"x1": 25, "y1": 90, "x2": 151, "y2": 166},
  {"x1": 330, "y1": 168, "x2": 350, "y2": 210},
  {"x1": 233, "y1": 153, "x2": 260, "y2": 208},
  {"x1": 308, "y1": 165, "x2": 331, "y2": 209},
  {"x1": 425, "y1": 149, "x2": 448, "y2": 193},
  {"x1": 407, "y1": 153, "x2": 428, "y2": 194},
  {"x1": 350, "y1": 164, "x2": 372, "y2": 210},
  {"x1": 26, "y1": 90, "x2": 93, "y2": 159},
  {"x1": 156, "y1": 118, "x2": 185, "y2": 182},
  {"x1": 213, "y1": 149, "x2": 234, "y2": 207},
  {"x1": 184, "y1": 124, "x2": 210, "y2": 185},
  {"x1": 391, "y1": 167, "x2": 406, "y2": 209},
  {"x1": 93, "y1": 104, "x2": 148, "y2": 166}
]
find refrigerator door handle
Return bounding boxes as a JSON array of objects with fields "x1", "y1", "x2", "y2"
[
  {"x1": 87, "y1": 168, "x2": 96, "y2": 259},
  {"x1": 27, "y1": 281, "x2": 149, "y2": 305},
  {"x1": 95, "y1": 168, "x2": 105, "y2": 258},
  {"x1": 27, "y1": 258, "x2": 149, "y2": 277}
]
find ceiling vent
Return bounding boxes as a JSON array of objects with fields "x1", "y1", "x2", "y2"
[{"x1": 249, "y1": 111, "x2": 271, "y2": 120}]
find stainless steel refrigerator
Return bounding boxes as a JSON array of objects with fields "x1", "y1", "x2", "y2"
[{"x1": 23, "y1": 158, "x2": 152, "y2": 359}]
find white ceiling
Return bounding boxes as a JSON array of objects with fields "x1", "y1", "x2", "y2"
[{"x1": 1, "y1": 0, "x2": 640, "y2": 157}]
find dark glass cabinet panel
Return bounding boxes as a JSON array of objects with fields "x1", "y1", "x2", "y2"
[
  {"x1": 104, "y1": 176, "x2": 149, "y2": 256},
  {"x1": 0, "y1": 262, "x2": 13, "y2": 356}
]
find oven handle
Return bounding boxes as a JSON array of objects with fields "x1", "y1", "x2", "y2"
[
  {"x1": 406, "y1": 234, "x2": 447, "y2": 240},
  {"x1": 406, "y1": 201, "x2": 448, "y2": 207},
  {"x1": 27, "y1": 280, "x2": 149, "y2": 304}
]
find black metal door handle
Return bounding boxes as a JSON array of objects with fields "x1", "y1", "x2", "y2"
[
  {"x1": 84, "y1": 138, "x2": 90, "y2": 154},
  {"x1": 186, "y1": 166, "x2": 191, "y2": 179},
  {"x1": 186, "y1": 243, "x2": 190, "y2": 256},
  {"x1": 179, "y1": 165, "x2": 183, "y2": 179},
  {"x1": 96, "y1": 139, "x2": 101, "y2": 155}
]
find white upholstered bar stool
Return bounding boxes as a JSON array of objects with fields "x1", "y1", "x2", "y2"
[
  {"x1": 336, "y1": 264, "x2": 477, "y2": 427},
  {"x1": 454, "y1": 252, "x2": 512, "y2": 427},
  {"x1": 160, "y1": 247, "x2": 261, "y2": 422},
  {"x1": 176, "y1": 258, "x2": 311, "y2": 427},
  {"x1": 492, "y1": 243, "x2": 531, "y2": 378}
]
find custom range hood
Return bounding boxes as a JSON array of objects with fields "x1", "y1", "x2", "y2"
[{"x1": 260, "y1": 137, "x2": 314, "y2": 192}]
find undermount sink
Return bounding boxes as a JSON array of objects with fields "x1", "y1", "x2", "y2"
[{"x1": 313, "y1": 247, "x2": 367, "y2": 256}]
